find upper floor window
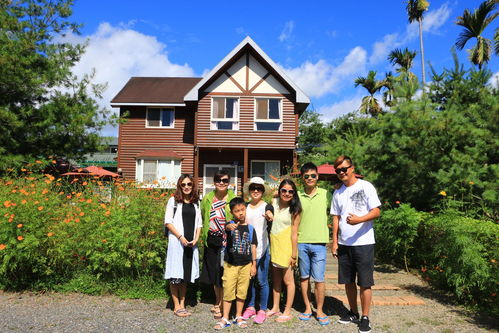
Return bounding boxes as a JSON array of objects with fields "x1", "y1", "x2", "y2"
[
  {"x1": 255, "y1": 98, "x2": 282, "y2": 131},
  {"x1": 211, "y1": 97, "x2": 239, "y2": 130},
  {"x1": 146, "y1": 108, "x2": 174, "y2": 128}
]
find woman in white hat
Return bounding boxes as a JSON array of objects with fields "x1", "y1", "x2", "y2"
[{"x1": 241, "y1": 177, "x2": 274, "y2": 324}]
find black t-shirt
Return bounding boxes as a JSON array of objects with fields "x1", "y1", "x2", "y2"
[{"x1": 225, "y1": 223, "x2": 258, "y2": 266}]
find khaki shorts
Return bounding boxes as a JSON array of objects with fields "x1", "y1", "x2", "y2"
[{"x1": 222, "y1": 262, "x2": 251, "y2": 301}]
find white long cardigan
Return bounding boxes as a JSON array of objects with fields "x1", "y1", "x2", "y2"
[{"x1": 163, "y1": 197, "x2": 202, "y2": 282}]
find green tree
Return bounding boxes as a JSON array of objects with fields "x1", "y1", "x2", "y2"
[
  {"x1": 0, "y1": 0, "x2": 113, "y2": 169},
  {"x1": 455, "y1": 0, "x2": 499, "y2": 69},
  {"x1": 298, "y1": 109, "x2": 326, "y2": 157},
  {"x1": 354, "y1": 70, "x2": 386, "y2": 117},
  {"x1": 387, "y1": 47, "x2": 417, "y2": 78},
  {"x1": 406, "y1": 0, "x2": 430, "y2": 85}
]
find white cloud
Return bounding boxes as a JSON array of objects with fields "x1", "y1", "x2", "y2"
[
  {"x1": 488, "y1": 71, "x2": 499, "y2": 88},
  {"x1": 279, "y1": 21, "x2": 295, "y2": 42},
  {"x1": 370, "y1": 3, "x2": 452, "y2": 65},
  {"x1": 283, "y1": 46, "x2": 367, "y2": 98},
  {"x1": 61, "y1": 22, "x2": 195, "y2": 136},
  {"x1": 318, "y1": 96, "x2": 363, "y2": 122}
]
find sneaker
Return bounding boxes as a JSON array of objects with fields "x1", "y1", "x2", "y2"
[
  {"x1": 358, "y1": 316, "x2": 372, "y2": 333},
  {"x1": 254, "y1": 310, "x2": 266, "y2": 324},
  {"x1": 338, "y1": 310, "x2": 359, "y2": 324},
  {"x1": 241, "y1": 307, "x2": 256, "y2": 320}
]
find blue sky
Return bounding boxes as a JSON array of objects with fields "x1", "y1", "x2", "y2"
[{"x1": 67, "y1": 0, "x2": 498, "y2": 136}]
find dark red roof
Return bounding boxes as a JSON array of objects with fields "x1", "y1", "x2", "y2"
[
  {"x1": 135, "y1": 149, "x2": 183, "y2": 160},
  {"x1": 111, "y1": 77, "x2": 202, "y2": 104},
  {"x1": 317, "y1": 163, "x2": 335, "y2": 175}
]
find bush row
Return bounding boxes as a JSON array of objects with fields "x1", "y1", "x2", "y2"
[{"x1": 376, "y1": 204, "x2": 498, "y2": 312}]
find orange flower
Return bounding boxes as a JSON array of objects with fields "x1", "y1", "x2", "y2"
[
  {"x1": 102, "y1": 239, "x2": 107, "y2": 243},
  {"x1": 11, "y1": 189, "x2": 17, "y2": 193},
  {"x1": 17, "y1": 224, "x2": 23, "y2": 228},
  {"x1": 17, "y1": 236, "x2": 24, "y2": 241},
  {"x1": 86, "y1": 199, "x2": 92, "y2": 203},
  {"x1": 82, "y1": 181, "x2": 88, "y2": 186},
  {"x1": 21, "y1": 199, "x2": 27, "y2": 204},
  {"x1": 52, "y1": 160, "x2": 57, "y2": 164},
  {"x1": 38, "y1": 206, "x2": 44, "y2": 211},
  {"x1": 491, "y1": 259, "x2": 497, "y2": 263},
  {"x1": 421, "y1": 267, "x2": 427, "y2": 273},
  {"x1": 395, "y1": 200, "x2": 400, "y2": 204},
  {"x1": 66, "y1": 195, "x2": 72, "y2": 199},
  {"x1": 64, "y1": 218, "x2": 71, "y2": 223},
  {"x1": 47, "y1": 232, "x2": 54, "y2": 237},
  {"x1": 76, "y1": 192, "x2": 82, "y2": 198},
  {"x1": 42, "y1": 189, "x2": 48, "y2": 195},
  {"x1": 100, "y1": 222, "x2": 106, "y2": 226},
  {"x1": 148, "y1": 231, "x2": 156, "y2": 235},
  {"x1": 35, "y1": 160, "x2": 42, "y2": 164},
  {"x1": 104, "y1": 211, "x2": 111, "y2": 216},
  {"x1": 0, "y1": 244, "x2": 6, "y2": 250},
  {"x1": 44, "y1": 179, "x2": 52, "y2": 184},
  {"x1": 79, "y1": 212, "x2": 85, "y2": 216},
  {"x1": 34, "y1": 200, "x2": 39, "y2": 204},
  {"x1": 100, "y1": 203, "x2": 107, "y2": 209},
  {"x1": 10, "y1": 202, "x2": 17, "y2": 207},
  {"x1": 3, "y1": 200, "x2": 11, "y2": 208},
  {"x1": 75, "y1": 218, "x2": 80, "y2": 223},
  {"x1": 21, "y1": 168, "x2": 27, "y2": 172}
]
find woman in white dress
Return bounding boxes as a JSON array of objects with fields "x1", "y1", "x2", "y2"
[{"x1": 164, "y1": 174, "x2": 202, "y2": 317}]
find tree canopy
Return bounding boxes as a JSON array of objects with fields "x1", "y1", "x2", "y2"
[{"x1": 0, "y1": 0, "x2": 113, "y2": 169}]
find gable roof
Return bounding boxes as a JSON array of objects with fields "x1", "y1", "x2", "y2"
[
  {"x1": 111, "y1": 77, "x2": 202, "y2": 106},
  {"x1": 184, "y1": 36, "x2": 310, "y2": 104}
]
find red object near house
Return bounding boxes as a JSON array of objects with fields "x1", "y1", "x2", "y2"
[
  {"x1": 111, "y1": 37, "x2": 310, "y2": 194},
  {"x1": 61, "y1": 166, "x2": 121, "y2": 178}
]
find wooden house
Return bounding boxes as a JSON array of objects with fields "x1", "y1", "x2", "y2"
[{"x1": 111, "y1": 37, "x2": 310, "y2": 194}]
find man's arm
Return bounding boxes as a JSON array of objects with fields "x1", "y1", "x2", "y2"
[
  {"x1": 331, "y1": 215, "x2": 339, "y2": 258},
  {"x1": 346, "y1": 207, "x2": 381, "y2": 225}
]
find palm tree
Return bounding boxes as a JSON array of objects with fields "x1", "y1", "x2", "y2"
[
  {"x1": 354, "y1": 70, "x2": 386, "y2": 117},
  {"x1": 382, "y1": 72, "x2": 395, "y2": 108},
  {"x1": 407, "y1": 0, "x2": 430, "y2": 85},
  {"x1": 455, "y1": 0, "x2": 499, "y2": 70},
  {"x1": 494, "y1": 27, "x2": 499, "y2": 55},
  {"x1": 387, "y1": 48, "x2": 417, "y2": 78}
]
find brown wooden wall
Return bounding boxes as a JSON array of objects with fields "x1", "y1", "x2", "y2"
[
  {"x1": 196, "y1": 94, "x2": 298, "y2": 149},
  {"x1": 117, "y1": 106, "x2": 195, "y2": 179}
]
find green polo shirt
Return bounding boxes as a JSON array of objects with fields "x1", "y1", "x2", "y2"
[{"x1": 298, "y1": 187, "x2": 331, "y2": 243}]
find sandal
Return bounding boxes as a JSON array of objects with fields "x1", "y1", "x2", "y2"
[
  {"x1": 317, "y1": 315, "x2": 330, "y2": 326},
  {"x1": 173, "y1": 308, "x2": 190, "y2": 317},
  {"x1": 213, "y1": 307, "x2": 223, "y2": 319},
  {"x1": 214, "y1": 318, "x2": 231, "y2": 330},
  {"x1": 298, "y1": 312, "x2": 313, "y2": 321},
  {"x1": 266, "y1": 310, "x2": 281, "y2": 317},
  {"x1": 275, "y1": 314, "x2": 293, "y2": 323},
  {"x1": 234, "y1": 316, "x2": 248, "y2": 328}
]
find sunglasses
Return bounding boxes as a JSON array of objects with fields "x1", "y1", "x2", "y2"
[
  {"x1": 215, "y1": 178, "x2": 230, "y2": 184},
  {"x1": 335, "y1": 165, "x2": 353, "y2": 174},
  {"x1": 280, "y1": 188, "x2": 295, "y2": 195},
  {"x1": 180, "y1": 182, "x2": 193, "y2": 188},
  {"x1": 249, "y1": 185, "x2": 264, "y2": 192},
  {"x1": 303, "y1": 174, "x2": 317, "y2": 180}
]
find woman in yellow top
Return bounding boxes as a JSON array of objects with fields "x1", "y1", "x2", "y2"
[{"x1": 267, "y1": 179, "x2": 302, "y2": 323}]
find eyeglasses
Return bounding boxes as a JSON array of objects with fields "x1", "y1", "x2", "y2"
[
  {"x1": 280, "y1": 188, "x2": 295, "y2": 195},
  {"x1": 249, "y1": 185, "x2": 264, "y2": 192},
  {"x1": 215, "y1": 178, "x2": 230, "y2": 184},
  {"x1": 303, "y1": 174, "x2": 317, "y2": 180},
  {"x1": 335, "y1": 165, "x2": 353, "y2": 174},
  {"x1": 180, "y1": 182, "x2": 193, "y2": 188}
]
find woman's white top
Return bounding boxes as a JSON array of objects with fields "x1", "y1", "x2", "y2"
[
  {"x1": 246, "y1": 202, "x2": 269, "y2": 259},
  {"x1": 163, "y1": 197, "x2": 202, "y2": 282}
]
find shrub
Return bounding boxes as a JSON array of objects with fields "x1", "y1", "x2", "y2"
[{"x1": 0, "y1": 171, "x2": 173, "y2": 296}]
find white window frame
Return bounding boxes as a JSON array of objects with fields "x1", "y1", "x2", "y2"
[
  {"x1": 253, "y1": 97, "x2": 283, "y2": 131},
  {"x1": 210, "y1": 97, "x2": 240, "y2": 130},
  {"x1": 135, "y1": 158, "x2": 181, "y2": 188},
  {"x1": 146, "y1": 107, "x2": 175, "y2": 128},
  {"x1": 202, "y1": 164, "x2": 238, "y2": 196},
  {"x1": 250, "y1": 160, "x2": 281, "y2": 185}
]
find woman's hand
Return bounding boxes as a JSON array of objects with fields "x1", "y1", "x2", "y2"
[
  {"x1": 250, "y1": 263, "x2": 257, "y2": 277},
  {"x1": 264, "y1": 210, "x2": 274, "y2": 221},
  {"x1": 187, "y1": 239, "x2": 198, "y2": 247},
  {"x1": 290, "y1": 257, "x2": 297, "y2": 267},
  {"x1": 179, "y1": 236, "x2": 189, "y2": 247}
]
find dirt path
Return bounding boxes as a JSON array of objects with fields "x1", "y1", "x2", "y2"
[{"x1": 0, "y1": 262, "x2": 496, "y2": 333}]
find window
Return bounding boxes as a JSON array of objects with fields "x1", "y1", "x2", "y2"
[
  {"x1": 136, "y1": 159, "x2": 181, "y2": 188},
  {"x1": 251, "y1": 160, "x2": 280, "y2": 184},
  {"x1": 255, "y1": 98, "x2": 282, "y2": 131},
  {"x1": 211, "y1": 97, "x2": 239, "y2": 130},
  {"x1": 146, "y1": 108, "x2": 174, "y2": 128}
]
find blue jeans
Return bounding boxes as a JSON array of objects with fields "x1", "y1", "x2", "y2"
[
  {"x1": 246, "y1": 246, "x2": 270, "y2": 310},
  {"x1": 298, "y1": 243, "x2": 327, "y2": 282}
]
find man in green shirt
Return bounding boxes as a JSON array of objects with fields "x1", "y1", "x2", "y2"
[{"x1": 297, "y1": 162, "x2": 331, "y2": 326}]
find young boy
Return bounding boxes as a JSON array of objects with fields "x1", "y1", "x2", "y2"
[{"x1": 215, "y1": 197, "x2": 257, "y2": 330}]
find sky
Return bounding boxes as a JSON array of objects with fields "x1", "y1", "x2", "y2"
[{"x1": 66, "y1": 0, "x2": 498, "y2": 136}]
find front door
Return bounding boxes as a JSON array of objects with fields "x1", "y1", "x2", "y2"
[{"x1": 203, "y1": 164, "x2": 237, "y2": 196}]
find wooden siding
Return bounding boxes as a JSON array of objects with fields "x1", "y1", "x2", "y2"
[
  {"x1": 196, "y1": 94, "x2": 298, "y2": 148},
  {"x1": 118, "y1": 106, "x2": 195, "y2": 179}
]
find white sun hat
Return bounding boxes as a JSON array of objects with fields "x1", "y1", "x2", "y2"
[{"x1": 243, "y1": 176, "x2": 272, "y2": 197}]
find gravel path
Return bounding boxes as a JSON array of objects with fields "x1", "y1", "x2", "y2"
[{"x1": 0, "y1": 265, "x2": 497, "y2": 333}]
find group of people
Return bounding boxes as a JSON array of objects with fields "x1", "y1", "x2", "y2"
[{"x1": 163, "y1": 156, "x2": 381, "y2": 333}]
